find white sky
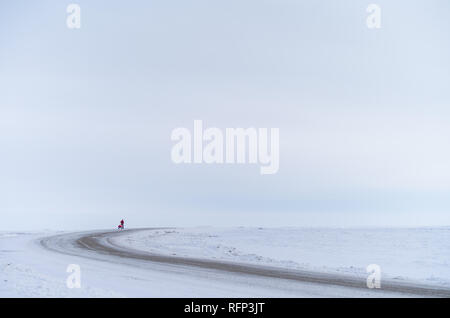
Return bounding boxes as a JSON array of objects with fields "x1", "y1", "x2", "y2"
[{"x1": 1, "y1": 0, "x2": 450, "y2": 230}]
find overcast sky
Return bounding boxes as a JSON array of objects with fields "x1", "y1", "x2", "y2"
[{"x1": 1, "y1": 0, "x2": 450, "y2": 230}]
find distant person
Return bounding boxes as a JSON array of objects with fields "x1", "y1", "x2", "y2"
[
  {"x1": 118, "y1": 224, "x2": 122, "y2": 230},
  {"x1": 120, "y1": 219, "x2": 124, "y2": 230}
]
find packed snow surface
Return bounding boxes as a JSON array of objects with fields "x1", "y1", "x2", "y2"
[
  {"x1": 113, "y1": 227, "x2": 450, "y2": 287},
  {"x1": 1, "y1": 227, "x2": 450, "y2": 297}
]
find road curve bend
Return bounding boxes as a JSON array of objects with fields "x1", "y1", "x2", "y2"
[{"x1": 40, "y1": 228, "x2": 450, "y2": 297}]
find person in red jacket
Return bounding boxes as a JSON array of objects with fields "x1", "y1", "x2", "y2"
[
  {"x1": 118, "y1": 224, "x2": 122, "y2": 230},
  {"x1": 120, "y1": 219, "x2": 125, "y2": 230}
]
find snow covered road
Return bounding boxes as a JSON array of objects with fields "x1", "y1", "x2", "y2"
[{"x1": 2, "y1": 228, "x2": 450, "y2": 297}]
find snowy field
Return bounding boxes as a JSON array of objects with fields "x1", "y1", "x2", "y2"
[
  {"x1": 0, "y1": 231, "x2": 120, "y2": 297},
  {"x1": 1, "y1": 227, "x2": 450, "y2": 297},
  {"x1": 113, "y1": 227, "x2": 450, "y2": 287}
]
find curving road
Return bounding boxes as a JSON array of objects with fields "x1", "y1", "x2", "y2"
[{"x1": 40, "y1": 228, "x2": 450, "y2": 297}]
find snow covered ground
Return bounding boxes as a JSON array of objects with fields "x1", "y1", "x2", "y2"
[
  {"x1": 1, "y1": 227, "x2": 450, "y2": 297},
  {"x1": 0, "y1": 231, "x2": 121, "y2": 297},
  {"x1": 112, "y1": 227, "x2": 450, "y2": 288}
]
